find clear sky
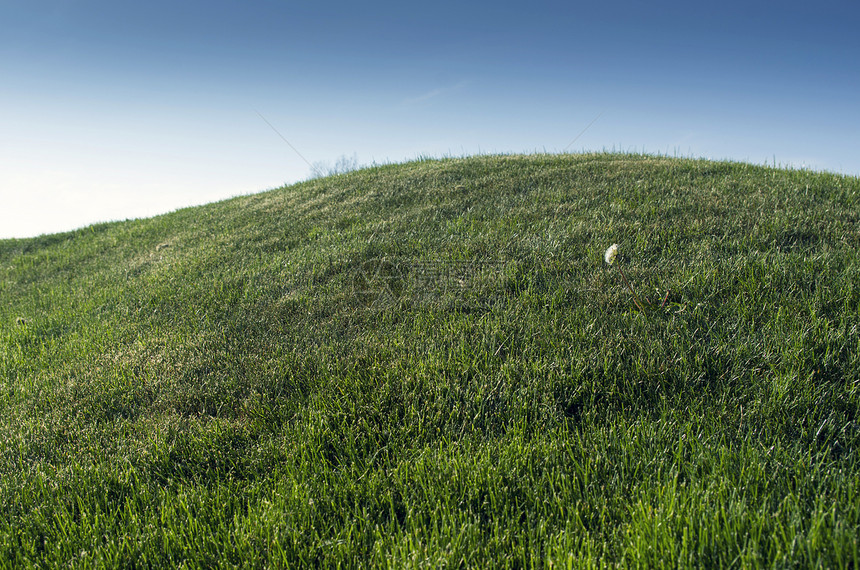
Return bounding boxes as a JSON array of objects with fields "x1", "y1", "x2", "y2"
[{"x1": 2, "y1": 0, "x2": 858, "y2": 239}]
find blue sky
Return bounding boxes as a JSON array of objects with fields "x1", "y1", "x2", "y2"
[{"x1": 2, "y1": 0, "x2": 858, "y2": 239}]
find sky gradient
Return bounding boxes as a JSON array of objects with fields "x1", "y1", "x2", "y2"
[{"x1": 2, "y1": 0, "x2": 858, "y2": 239}]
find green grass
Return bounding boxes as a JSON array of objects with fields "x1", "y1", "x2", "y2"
[{"x1": 1, "y1": 152, "x2": 859, "y2": 568}]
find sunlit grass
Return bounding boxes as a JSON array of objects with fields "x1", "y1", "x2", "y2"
[{"x1": 1, "y1": 152, "x2": 859, "y2": 567}]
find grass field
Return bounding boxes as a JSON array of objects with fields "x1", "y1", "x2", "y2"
[{"x1": 1, "y1": 152, "x2": 858, "y2": 567}]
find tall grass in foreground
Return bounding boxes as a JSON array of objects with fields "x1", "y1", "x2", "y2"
[{"x1": 1, "y1": 153, "x2": 858, "y2": 567}]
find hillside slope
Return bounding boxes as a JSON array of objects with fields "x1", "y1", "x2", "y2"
[{"x1": 2, "y1": 153, "x2": 859, "y2": 567}]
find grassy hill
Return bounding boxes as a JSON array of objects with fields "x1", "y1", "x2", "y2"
[{"x1": 1, "y1": 153, "x2": 859, "y2": 567}]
